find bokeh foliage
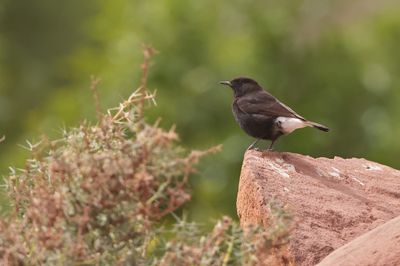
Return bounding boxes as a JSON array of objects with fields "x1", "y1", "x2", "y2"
[{"x1": 1, "y1": 0, "x2": 400, "y2": 219}]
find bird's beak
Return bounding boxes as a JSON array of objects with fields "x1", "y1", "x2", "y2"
[{"x1": 219, "y1": 80, "x2": 232, "y2": 87}]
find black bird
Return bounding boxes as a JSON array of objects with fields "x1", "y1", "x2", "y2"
[{"x1": 220, "y1": 77, "x2": 329, "y2": 150}]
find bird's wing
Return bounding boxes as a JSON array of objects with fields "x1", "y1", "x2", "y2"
[{"x1": 236, "y1": 91, "x2": 306, "y2": 120}]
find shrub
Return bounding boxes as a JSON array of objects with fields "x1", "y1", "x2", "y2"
[{"x1": 0, "y1": 47, "x2": 292, "y2": 265}]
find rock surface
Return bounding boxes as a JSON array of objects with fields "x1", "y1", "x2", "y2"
[
  {"x1": 237, "y1": 150, "x2": 400, "y2": 265},
  {"x1": 317, "y1": 215, "x2": 400, "y2": 266}
]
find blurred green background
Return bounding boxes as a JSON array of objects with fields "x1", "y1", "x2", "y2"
[{"x1": 1, "y1": 0, "x2": 400, "y2": 221}]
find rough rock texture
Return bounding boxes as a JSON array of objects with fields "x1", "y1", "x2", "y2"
[
  {"x1": 237, "y1": 150, "x2": 400, "y2": 266},
  {"x1": 317, "y1": 215, "x2": 400, "y2": 266}
]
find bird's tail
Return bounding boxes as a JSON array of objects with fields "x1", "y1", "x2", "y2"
[{"x1": 305, "y1": 121, "x2": 330, "y2": 132}]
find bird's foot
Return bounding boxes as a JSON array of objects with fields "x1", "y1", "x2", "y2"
[
  {"x1": 247, "y1": 139, "x2": 260, "y2": 150},
  {"x1": 267, "y1": 140, "x2": 276, "y2": 151}
]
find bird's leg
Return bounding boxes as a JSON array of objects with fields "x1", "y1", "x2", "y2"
[
  {"x1": 267, "y1": 140, "x2": 276, "y2": 151},
  {"x1": 247, "y1": 139, "x2": 260, "y2": 150}
]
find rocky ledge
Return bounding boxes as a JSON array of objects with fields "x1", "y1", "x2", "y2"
[{"x1": 237, "y1": 150, "x2": 400, "y2": 265}]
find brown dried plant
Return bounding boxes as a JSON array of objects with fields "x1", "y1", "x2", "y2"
[{"x1": 0, "y1": 46, "x2": 292, "y2": 266}]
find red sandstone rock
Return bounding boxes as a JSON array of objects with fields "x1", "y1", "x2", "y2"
[
  {"x1": 317, "y1": 215, "x2": 400, "y2": 266},
  {"x1": 237, "y1": 150, "x2": 400, "y2": 265}
]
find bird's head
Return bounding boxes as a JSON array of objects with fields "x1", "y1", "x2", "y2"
[{"x1": 219, "y1": 77, "x2": 262, "y2": 97}]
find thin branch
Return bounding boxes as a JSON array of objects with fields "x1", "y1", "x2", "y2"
[
  {"x1": 137, "y1": 44, "x2": 158, "y2": 120},
  {"x1": 90, "y1": 76, "x2": 102, "y2": 120},
  {"x1": 106, "y1": 45, "x2": 158, "y2": 124}
]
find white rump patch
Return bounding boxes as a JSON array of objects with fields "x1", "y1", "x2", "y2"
[{"x1": 276, "y1": 117, "x2": 307, "y2": 134}]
